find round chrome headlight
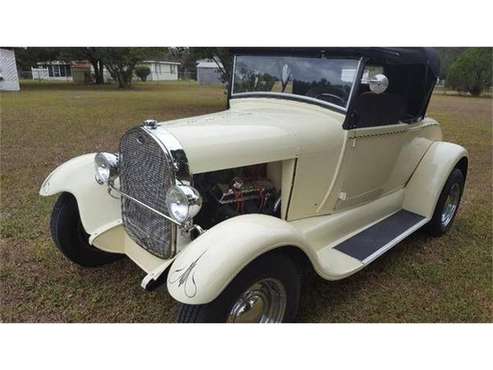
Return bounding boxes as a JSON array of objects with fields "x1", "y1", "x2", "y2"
[
  {"x1": 94, "y1": 152, "x2": 119, "y2": 185},
  {"x1": 166, "y1": 184, "x2": 202, "y2": 224}
]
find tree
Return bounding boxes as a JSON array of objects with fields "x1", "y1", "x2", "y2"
[
  {"x1": 97, "y1": 47, "x2": 167, "y2": 88},
  {"x1": 135, "y1": 65, "x2": 151, "y2": 81},
  {"x1": 191, "y1": 48, "x2": 233, "y2": 84},
  {"x1": 446, "y1": 48, "x2": 492, "y2": 96},
  {"x1": 13, "y1": 47, "x2": 61, "y2": 69},
  {"x1": 59, "y1": 48, "x2": 106, "y2": 84},
  {"x1": 168, "y1": 47, "x2": 196, "y2": 79},
  {"x1": 435, "y1": 47, "x2": 467, "y2": 80}
]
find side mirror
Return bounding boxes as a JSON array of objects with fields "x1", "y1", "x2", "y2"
[{"x1": 369, "y1": 74, "x2": 389, "y2": 94}]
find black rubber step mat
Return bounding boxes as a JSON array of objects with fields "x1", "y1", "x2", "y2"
[{"x1": 334, "y1": 210, "x2": 425, "y2": 261}]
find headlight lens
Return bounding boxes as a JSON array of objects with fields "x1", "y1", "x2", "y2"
[
  {"x1": 94, "y1": 152, "x2": 119, "y2": 185},
  {"x1": 166, "y1": 185, "x2": 202, "y2": 223}
]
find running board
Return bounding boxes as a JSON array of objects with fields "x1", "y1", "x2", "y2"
[{"x1": 334, "y1": 210, "x2": 428, "y2": 265}]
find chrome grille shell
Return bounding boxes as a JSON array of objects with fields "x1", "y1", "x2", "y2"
[{"x1": 119, "y1": 127, "x2": 177, "y2": 259}]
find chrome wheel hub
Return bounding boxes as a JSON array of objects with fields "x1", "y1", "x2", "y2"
[
  {"x1": 441, "y1": 183, "x2": 461, "y2": 227},
  {"x1": 227, "y1": 278, "x2": 287, "y2": 323}
]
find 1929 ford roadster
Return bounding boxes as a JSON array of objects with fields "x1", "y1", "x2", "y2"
[{"x1": 40, "y1": 48, "x2": 468, "y2": 323}]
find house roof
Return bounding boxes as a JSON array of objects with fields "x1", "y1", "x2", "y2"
[
  {"x1": 143, "y1": 60, "x2": 181, "y2": 65},
  {"x1": 196, "y1": 59, "x2": 223, "y2": 69},
  {"x1": 37, "y1": 60, "x2": 72, "y2": 65}
]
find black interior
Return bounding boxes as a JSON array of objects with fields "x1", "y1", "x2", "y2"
[
  {"x1": 349, "y1": 63, "x2": 432, "y2": 128},
  {"x1": 351, "y1": 92, "x2": 406, "y2": 127}
]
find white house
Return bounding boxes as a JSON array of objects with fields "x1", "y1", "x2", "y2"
[
  {"x1": 196, "y1": 59, "x2": 223, "y2": 85},
  {"x1": 0, "y1": 48, "x2": 20, "y2": 91},
  {"x1": 32, "y1": 60, "x2": 180, "y2": 82},
  {"x1": 141, "y1": 60, "x2": 180, "y2": 81},
  {"x1": 32, "y1": 61, "x2": 72, "y2": 81}
]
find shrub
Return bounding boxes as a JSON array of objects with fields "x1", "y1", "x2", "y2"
[
  {"x1": 135, "y1": 66, "x2": 151, "y2": 82},
  {"x1": 446, "y1": 48, "x2": 492, "y2": 96}
]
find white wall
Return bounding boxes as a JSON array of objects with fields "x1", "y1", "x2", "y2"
[
  {"x1": 197, "y1": 66, "x2": 222, "y2": 85},
  {"x1": 32, "y1": 64, "x2": 72, "y2": 81},
  {"x1": 0, "y1": 49, "x2": 20, "y2": 91},
  {"x1": 145, "y1": 62, "x2": 179, "y2": 81},
  {"x1": 31, "y1": 68, "x2": 49, "y2": 80}
]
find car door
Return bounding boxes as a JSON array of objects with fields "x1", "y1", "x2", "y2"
[{"x1": 324, "y1": 65, "x2": 434, "y2": 211}]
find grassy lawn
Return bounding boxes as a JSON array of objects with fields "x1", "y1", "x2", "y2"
[{"x1": 1, "y1": 81, "x2": 491, "y2": 322}]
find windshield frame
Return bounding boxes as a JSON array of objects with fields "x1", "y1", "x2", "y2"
[{"x1": 230, "y1": 54, "x2": 363, "y2": 113}]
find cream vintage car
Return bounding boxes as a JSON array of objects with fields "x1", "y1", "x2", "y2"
[{"x1": 40, "y1": 48, "x2": 468, "y2": 323}]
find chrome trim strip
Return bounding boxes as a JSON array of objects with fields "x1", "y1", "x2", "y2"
[
  {"x1": 231, "y1": 55, "x2": 237, "y2": 93},
  {"x1": 142, "y1": 126, "x2": 192, "y2": 185},
  {"x1": 345, "y1": 58, "x2": 363, "y2": 110}
]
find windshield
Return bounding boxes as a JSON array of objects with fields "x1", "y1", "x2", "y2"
[{"x1": 232, "y1": 55, "x2": 360, "y2": 109}]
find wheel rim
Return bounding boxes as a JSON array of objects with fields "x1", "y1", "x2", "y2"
[
  {"x1": 441, "y1": 182, "x2": 461, "y2": 227},
  {"x1": 227, "y1": 278, "x2": 287, "y2": 323}
]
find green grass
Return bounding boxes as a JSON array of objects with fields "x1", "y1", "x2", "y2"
[{"x1": 1, "y1": 82, "x2": 491, "y2": 322}]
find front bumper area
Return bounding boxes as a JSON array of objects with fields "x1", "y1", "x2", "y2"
[{"x1": 90, "y1": 221, "x2": 191, "y2": 282}]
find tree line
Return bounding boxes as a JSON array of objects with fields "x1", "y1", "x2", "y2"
[
  {"x1": 13, "y1": 47, "x2": 229, "y2": 89},
  {"x1": 436, "y1": 47, "x2": 491, "y2": 96},
  {"x1": 15, "y1": 47, "x2": 169, "y2": 88}
]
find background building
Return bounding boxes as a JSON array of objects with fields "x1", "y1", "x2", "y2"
[
  {"x1": 0, "y1": 48, "x2": 20, "y2": 91},
  {"x1": 142, "y1": 60, "x2": 180, "y2": 81},
  {"x1": 32, "y1": 61, "x2": 72, "y2": 81},
  {"x1": 196, "y1": 59, "x2": 223, "y2": 85},
  {"x1": 31, "y1": 60, "x2": 180, "y2": 82}
]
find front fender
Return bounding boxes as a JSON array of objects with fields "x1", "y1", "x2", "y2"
[
  {"x1": 166, "y1": 214, "x2": 314, "y2": 305},
  {"x1": 39, "y1": 153, "x2": 121, "y2": 234},
  {"x1": 403, "y1": 141, "x2": 468, "y2": 218}
]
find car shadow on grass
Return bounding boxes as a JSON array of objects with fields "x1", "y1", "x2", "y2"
[{"x1": 296, "y1": 230, "x2": 438, "y2": 323}]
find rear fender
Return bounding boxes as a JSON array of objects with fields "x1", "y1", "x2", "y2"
[
  {"x1": 166, "y1": 214, "x2": 314, "y2": 305},
  {"x1": 403, "y1": 141, "x2": 468, "y2": 218},
  {"x1": 39, "y1": 153, "x2": 121, "y2": 234}
]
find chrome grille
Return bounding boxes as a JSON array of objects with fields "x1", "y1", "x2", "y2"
[{"x1": 119, "y1": 127, "x2": 175, "y2": 259}]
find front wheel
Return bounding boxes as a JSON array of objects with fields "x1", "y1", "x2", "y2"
[
  {"x1": 50, "y1": 192, "x2": 123, "y2": 267},
  {"x1": 425, "y1": 168, "x2": 465, "y2": 237},
  {"x1": 177, "y1": 253, "x2": 301, "y2": 323}
]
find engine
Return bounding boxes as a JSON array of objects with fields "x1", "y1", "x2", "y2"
[{"x1": 193, "y1": 164, "x2": 281, "y2": 230}]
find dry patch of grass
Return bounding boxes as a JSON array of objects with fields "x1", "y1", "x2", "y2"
[{"x1": 1, "y1": 83, "x2": 491, "y2": 322}]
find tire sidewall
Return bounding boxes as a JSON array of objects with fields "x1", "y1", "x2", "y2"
[
  {"x1": 429, "y1": 168, "x2": 465, "y2": 235},
  {"x1": 51, "y1": 193, "x2": 122, "y2": 266}
]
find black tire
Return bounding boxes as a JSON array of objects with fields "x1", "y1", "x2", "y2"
[
  {"x1": 50, "y1": 192, "x2": 123, "y2": 267},
  {"x1": 425, "y1": 168, "x2": 465, "y2": 237},
  {"x1": 177, "y1": 252, "x2": 302, "y2": 323}
]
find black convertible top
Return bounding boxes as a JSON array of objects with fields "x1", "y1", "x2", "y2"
[{"x1": 231, "y1": 47, "x2": 440, "y2": 78}]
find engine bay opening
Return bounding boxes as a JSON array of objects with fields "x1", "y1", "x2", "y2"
[{"x1": 192, "y1": 163, "x2": 281, "y2": 230}]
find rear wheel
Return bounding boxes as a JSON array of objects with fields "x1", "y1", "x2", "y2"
[
  {"x1": 177, "y1": 252, "x2": 301, "y2": 323},
  {"x1": 50, "y1": 192, "x2": 123, "y2": 267},
  {"x1": 425, "y1": 168, "x2": 465, "y2": 237}
]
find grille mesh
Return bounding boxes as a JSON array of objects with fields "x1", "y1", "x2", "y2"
[{"x1": 119, "y1": 128, "x2": 175, "y2": 259}]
